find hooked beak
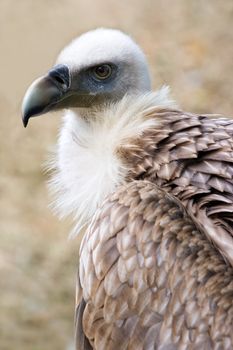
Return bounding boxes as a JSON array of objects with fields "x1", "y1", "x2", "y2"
[{"x1": 22, "y1": 64, "x2": 70, "y2": 127}]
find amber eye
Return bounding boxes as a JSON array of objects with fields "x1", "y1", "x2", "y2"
[{"x1": 93, "y1": 64, "x2": 112, "y2": 80}]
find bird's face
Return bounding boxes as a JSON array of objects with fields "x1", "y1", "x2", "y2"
[{"x1": 22, "y1": 28, "x2": 151, "y2": 127}]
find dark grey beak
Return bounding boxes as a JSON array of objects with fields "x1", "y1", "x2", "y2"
[{"x1": 22, "y1": 64, "x2": 70, "y2": 127}]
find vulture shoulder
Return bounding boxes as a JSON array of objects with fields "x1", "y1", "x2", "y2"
[
  {"x1": 76, "y1": 181, "x2": 233, "y2": 350},
  {"x1": 119, "y1": 109, "x2": 233, "y2": 266}
]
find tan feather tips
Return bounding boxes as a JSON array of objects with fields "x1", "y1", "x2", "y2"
[
  {"x1": 117, "y1": 109, "x2": 233, "y2": 267},
  {"x1": 77, "y1": 181, "x2": 233, "y2": 349},
  {"x1": 75, "y1": 299, "x2": 92, "y2": 350}
]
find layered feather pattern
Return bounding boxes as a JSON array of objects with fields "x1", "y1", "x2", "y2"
[
  {"x1": 77, "y1": 181, "x2": 233, "y2": 349},
  {"x1": 119, "y1": 108, "x2": 233, "y2": 266},
  {"x1": 76, "y1": 103, "x2": 233, "y2": 349}
]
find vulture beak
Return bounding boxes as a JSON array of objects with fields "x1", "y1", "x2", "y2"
[{"x1": 22, "y1": 64, "x2": 70, "y2": 127}]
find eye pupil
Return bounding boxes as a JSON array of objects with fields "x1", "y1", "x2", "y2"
[
  {"x1": 96, "y1": 66, "x2": 106, "y2": 75},
  {"x1": 94, "y1": 64, "x2": 111, "y2": 79}
]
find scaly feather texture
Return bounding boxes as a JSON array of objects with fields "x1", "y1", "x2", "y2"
[
  {"x1": 118, "y1": 108, "x2": 233, "y2": 266},
  {"x1": 77, "y1": 181, "x2": 233, "y2": 349},
  {"x1": 73, "y1": 99, "x2": 233, "y2": 349}
]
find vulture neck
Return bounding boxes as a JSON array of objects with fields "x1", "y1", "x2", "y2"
[{"x1": 49, "y1": 87, "x2": 175, "y2": 237}]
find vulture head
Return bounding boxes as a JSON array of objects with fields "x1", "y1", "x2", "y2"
[
  {"x1": 21, "y1": 28, "x2": 173, "y2": 237},
  {"x1": 22, "y1": 28, "x2": 152, "y2": 127}
]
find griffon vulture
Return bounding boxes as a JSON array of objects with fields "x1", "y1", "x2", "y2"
[{"x1": 22, "y1": 28, "x2": 233, "y2": 349}]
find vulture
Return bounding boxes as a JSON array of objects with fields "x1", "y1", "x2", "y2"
[{"x1": 22, "y1": 28, "x2": 233, "y2": 349}]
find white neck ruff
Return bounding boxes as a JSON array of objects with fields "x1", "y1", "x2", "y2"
[{"x1": 47, "y1": 87, "x2": 175, "y2": 238}]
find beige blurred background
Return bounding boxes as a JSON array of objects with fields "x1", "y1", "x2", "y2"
[{"x1": 0, "y1": 1, "x2": 232, "y2": 349}]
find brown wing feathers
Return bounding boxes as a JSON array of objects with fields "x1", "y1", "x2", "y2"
[
  {"x1": 77, "y1": 109, "x2": 233, "y2": 349},
  {"x1": 120, "y1": 109, "x2": 233, "y2": 266},
  {"x1": 77, "y1": 181, "x2": 233, "y2": 349},
  {"x1": 75, "y1": 298, "x2": 92, "y2": 350}
]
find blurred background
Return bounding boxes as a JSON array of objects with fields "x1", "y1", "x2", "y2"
[{"x1": 0, "y1": 1, "x2": 232, "y2": 349}]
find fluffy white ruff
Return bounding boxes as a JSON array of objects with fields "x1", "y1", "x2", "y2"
[{"x1": 47, "y1": 87, "x2": 175, "y2": 238}]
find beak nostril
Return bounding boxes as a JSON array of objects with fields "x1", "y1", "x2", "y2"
[
  {"x1": 48, "y1": 64, "x2": 70, "y2": 89},
  {"x1": 53, "y1": 74, "x2": 66, "y2": 86}
]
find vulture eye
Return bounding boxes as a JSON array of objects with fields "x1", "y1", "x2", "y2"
[{"x1": 93, "y1": 64, "x2": 112, "y2": 80}]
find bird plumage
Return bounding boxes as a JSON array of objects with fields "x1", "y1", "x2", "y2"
[
  {"x1": 117, "y1": 107, "x2": 233, "y2": 267},
  {"x1": 21, "y1": 28, "x2": 233, "y2": 349},
  {"x1": 73, "y1": 104, "x2": 233, "y2": 349},
  {"x1": 77, "y1": 181, "x2": 233, "y2": 349}
]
